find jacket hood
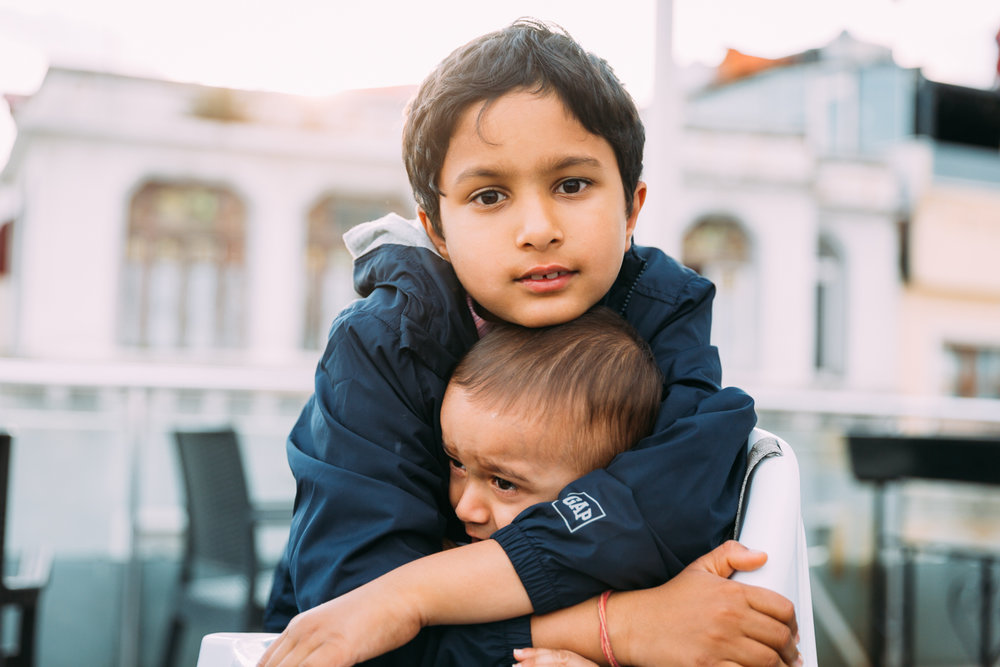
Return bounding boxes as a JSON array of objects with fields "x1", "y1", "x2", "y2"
[{"x1": 344, "y1": 213, "x2": 440, "y2": 261}]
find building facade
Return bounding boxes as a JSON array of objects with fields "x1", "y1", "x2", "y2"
[
  {"x1": 672, "y1": 32, "x2": 1000, "y2": 403},
  {"x1": 1, "y1": 67, "x2": 415, "y2": 365}
]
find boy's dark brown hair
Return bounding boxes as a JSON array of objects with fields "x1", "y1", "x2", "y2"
[
  {"x1": 403, "y1": 19, "x2": 645, "y2": 235},
  {"x1": 448, "y1": 306, "x2": 662, "y2": 472}
]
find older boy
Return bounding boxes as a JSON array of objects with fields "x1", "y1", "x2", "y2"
[{"x1": 265, "y1": 19, "x2": 798, "y2": 666}]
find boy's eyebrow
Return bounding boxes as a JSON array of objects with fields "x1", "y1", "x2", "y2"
[
  {"x1": 450, "y1": 166, "x2": 507, "y2": 185},
  {"x1": 546, "y1": 155, "x2": 603, "y2": 172},
  {"x1": 449, "y1": 155, "x2": 604, "y2": 186},
  {"x1": 478, "y1": 456, "x2": 532, "y2": 484}
]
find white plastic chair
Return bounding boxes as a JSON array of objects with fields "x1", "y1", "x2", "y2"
[
  {"x1": 196, "y1": 632, "x2": 276, "y2": 667},
  {"x1": 732, "y1": 427, "x2": 818, "y2": 666},
  {"x1": 196, "y1": 427, "x2": 819, "y2": 666}
]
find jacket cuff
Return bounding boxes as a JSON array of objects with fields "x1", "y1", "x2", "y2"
[
  {"x1": 492, "y1": 524, "x2": 561, "y2": 615},
  {"x1": 504, "y1": 615, "x2": 533, "y2": 653}
]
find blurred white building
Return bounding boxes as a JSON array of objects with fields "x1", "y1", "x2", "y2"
[
  {"x1": 1, "y1": 68, "x2": 414, "y2": 364},
  {"x1": 5, "y1": 35, "x2": 998, "y2": 403},
  {"x1": 667, "y1": 32, "x2": 1000, "y2": 404}
]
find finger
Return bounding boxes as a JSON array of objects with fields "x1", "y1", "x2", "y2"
[
  {"x1": 716, "y1": 634, "x2": 795, "y2": 667},
  {"x1": 735, "y1": 605, "x2": 800, "y2": 667},
  {"x1": 513, "y1": 647, "x2": 548, "y2": 665},
  {"x1": 258, "y1": 630, "x2": 289, "y2": 666},
  {"x1": 694, "y1": 540, "x2": 769, "y2": 578},
  {"x1": 744, "y1": 584, "x2": 799, "y2": 642},
  {"x1": 513, "y1": 647, "x2": 600, "y2": 666},
  {"x1": 266, "y1": 630, "x2": 324, "y2": 667}
]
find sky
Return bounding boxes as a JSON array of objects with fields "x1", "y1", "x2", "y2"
[{"x1": 1, "y1": 0, "x2": 1000, "y2": 159}]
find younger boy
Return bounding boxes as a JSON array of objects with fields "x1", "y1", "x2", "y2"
[
  {"x1": 265, "y1": 18, "x2": 798, "y2": 666},
  {"x1": 261, "y1": 307, "x2": 662, "y2": 665}
]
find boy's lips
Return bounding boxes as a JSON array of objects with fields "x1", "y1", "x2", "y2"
[{"x1": 516, "y1": 266, "x2": 576, "y2": 293}]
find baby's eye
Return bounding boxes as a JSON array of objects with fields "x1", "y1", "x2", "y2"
[
  {"x1": 556, "y1": 178, "x2": 590, "y2": 195},
  {"x1": 493, "y1": 476, "x2": 517, "y2": 492},
  {"x1": 448, "y1": 457, "x2": 466, "y2": 473},
  {"x1": 472, "y1": 189, "x2": 507, "y2": 206}
]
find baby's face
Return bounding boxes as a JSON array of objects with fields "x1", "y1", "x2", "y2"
[
  {"x1": 420, "y1": 89, "x2": 645, "y2": 328},
  {"x1": 441, "y1": 385, "x2": 582, "y2": 540}
]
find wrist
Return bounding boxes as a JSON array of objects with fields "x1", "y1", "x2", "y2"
[
  {"x1": 605, "y1": 589, "x2": 635, "y2": 666},
  {"x1": 598, "y1": 591, "x2": 622, "y2": 667},
  {"x1": 388, "y1": 558, "x2": 438, "y2": 629}
]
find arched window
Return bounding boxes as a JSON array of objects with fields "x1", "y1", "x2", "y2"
[
  {"x1": 815, "y1": 236, "x2": 846, "y2": 374},
  {"x1": 682, "y1": 215, "x2": 756, "y2": 370},
  {"x1": 0, "y1": 220, "x2": 11, "y2": 276},
  {"x1": 0, "y1": 220, "x2": 12, "y2": 350},
  {"x1": 303, "y1": 195, "x2": 405, "y2": 349},
  {"x1": 121, "y1": 181, "x2": 246, "y2": 350}
]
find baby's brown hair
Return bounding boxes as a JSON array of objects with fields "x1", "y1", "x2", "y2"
[{"x1": 448, "y1": 307, "x2": 662, "y2": 473}]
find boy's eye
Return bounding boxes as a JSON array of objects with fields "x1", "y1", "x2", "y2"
[
  {"x1": 493, "y1": 477, "x2": 517, "y2": 492},
  {"x1": 556, "y1": 178, "x2": 590, "y2": 195},
  {"x1": 472, "y1": 189, "x2": 507, "y2": 206},
  {"x1": 448, "y1": 457, "x2": 466, "y2": 473}
]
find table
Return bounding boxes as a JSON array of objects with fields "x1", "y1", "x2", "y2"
[{"x1": 848, "y1": 433, "x2": 1000, "y2": 667}]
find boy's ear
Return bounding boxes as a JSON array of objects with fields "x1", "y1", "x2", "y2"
[
  {"x1": 418, "y1": 207, "x2": 451, "y2": 261},
  {"x1": 626, "y1": 181, "x2": 647, "y2": 244}
]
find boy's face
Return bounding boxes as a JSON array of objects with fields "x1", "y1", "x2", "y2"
[
  {"x1": 419, "y1": 90, "x2": 646, "y2": 327},
  {"x1": 441, "y1": 385, "x2": 583, "y2": 540}
]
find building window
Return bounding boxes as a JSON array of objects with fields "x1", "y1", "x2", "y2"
[
  {"x1": 682, "y1": 215, "x2": 756, "y2": 370},
  {"x1": 121, "y1": 181, "x2": 246, "y2": 350},
  {"x1": 303, "y1": 195, "x2": 404, "y2": 349},
  {"x1": 815, "y1": 236, "x2": 846, "y2": 374},
  {"x1": 815, "y1": 72, "x2": 858, "y2": 155},
  {"x1": 0, "y1": 220, "x2": 11, "y2": 276},
  {"x1": 946, "y1": 344, "x2": 1000, "y2": 398}
]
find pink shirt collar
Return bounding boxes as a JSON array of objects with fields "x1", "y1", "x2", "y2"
[{"x1": 465, "y1": 294, "x2": 495, "y2": 338}]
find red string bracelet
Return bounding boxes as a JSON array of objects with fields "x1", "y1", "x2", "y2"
[{"x1": 598, "y1": 589, "x2": 622, "y2": 667}]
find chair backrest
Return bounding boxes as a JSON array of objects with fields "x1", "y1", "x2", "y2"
[
  {"x1": 173, "y1": 429, "x2": 257, "y2": 577},
  {"x1": 731, "y1": 427, "x2": 818, "y2": 666}
]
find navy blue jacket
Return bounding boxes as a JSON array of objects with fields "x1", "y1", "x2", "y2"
[{"x1": 264, "y1": 217, "x2": 755, "y2": 665}]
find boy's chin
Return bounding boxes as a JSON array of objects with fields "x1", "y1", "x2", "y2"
[
  {"x1": 504, "y1": 307, "x2": 593, "y2": 328},
  {"x1": 501, "y1": 300, "x2": 591, "y2": 329}
]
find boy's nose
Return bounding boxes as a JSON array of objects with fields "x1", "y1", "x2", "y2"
[
  {"x1": 453, "y1": 485, "x2": 491, "y2": 526},
  {"x1": 515, "y1": 198, "x2": 563, "y2": 250}
]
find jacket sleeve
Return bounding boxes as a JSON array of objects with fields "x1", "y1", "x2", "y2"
[
  {"x1": 263, "y1": 303, "x2": 531, "y2": 665},
  {"x1": 491, "y1": 260, "x2": 755, "y2": 615}
]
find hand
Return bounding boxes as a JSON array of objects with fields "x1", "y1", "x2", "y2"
[
  {"x1": 610, "y1": 540, "x2": 801, "y2": 667},
  {"x1": 513, "y1": 647, "x2": 601, "y2": 666},
  {"x1": 257, "y1": 581, "x2": 420, "y2": 667},
  {"x1": 257, "y1": 540, "x2": 529, "y2": 666}
]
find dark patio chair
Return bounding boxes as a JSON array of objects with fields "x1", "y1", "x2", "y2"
[
  {"x1": 160, "y1": 428, "x2": 290, "y2": 667},
  {"x1": 0, "y1": 432, "x2": 52, "y2": 667}
]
